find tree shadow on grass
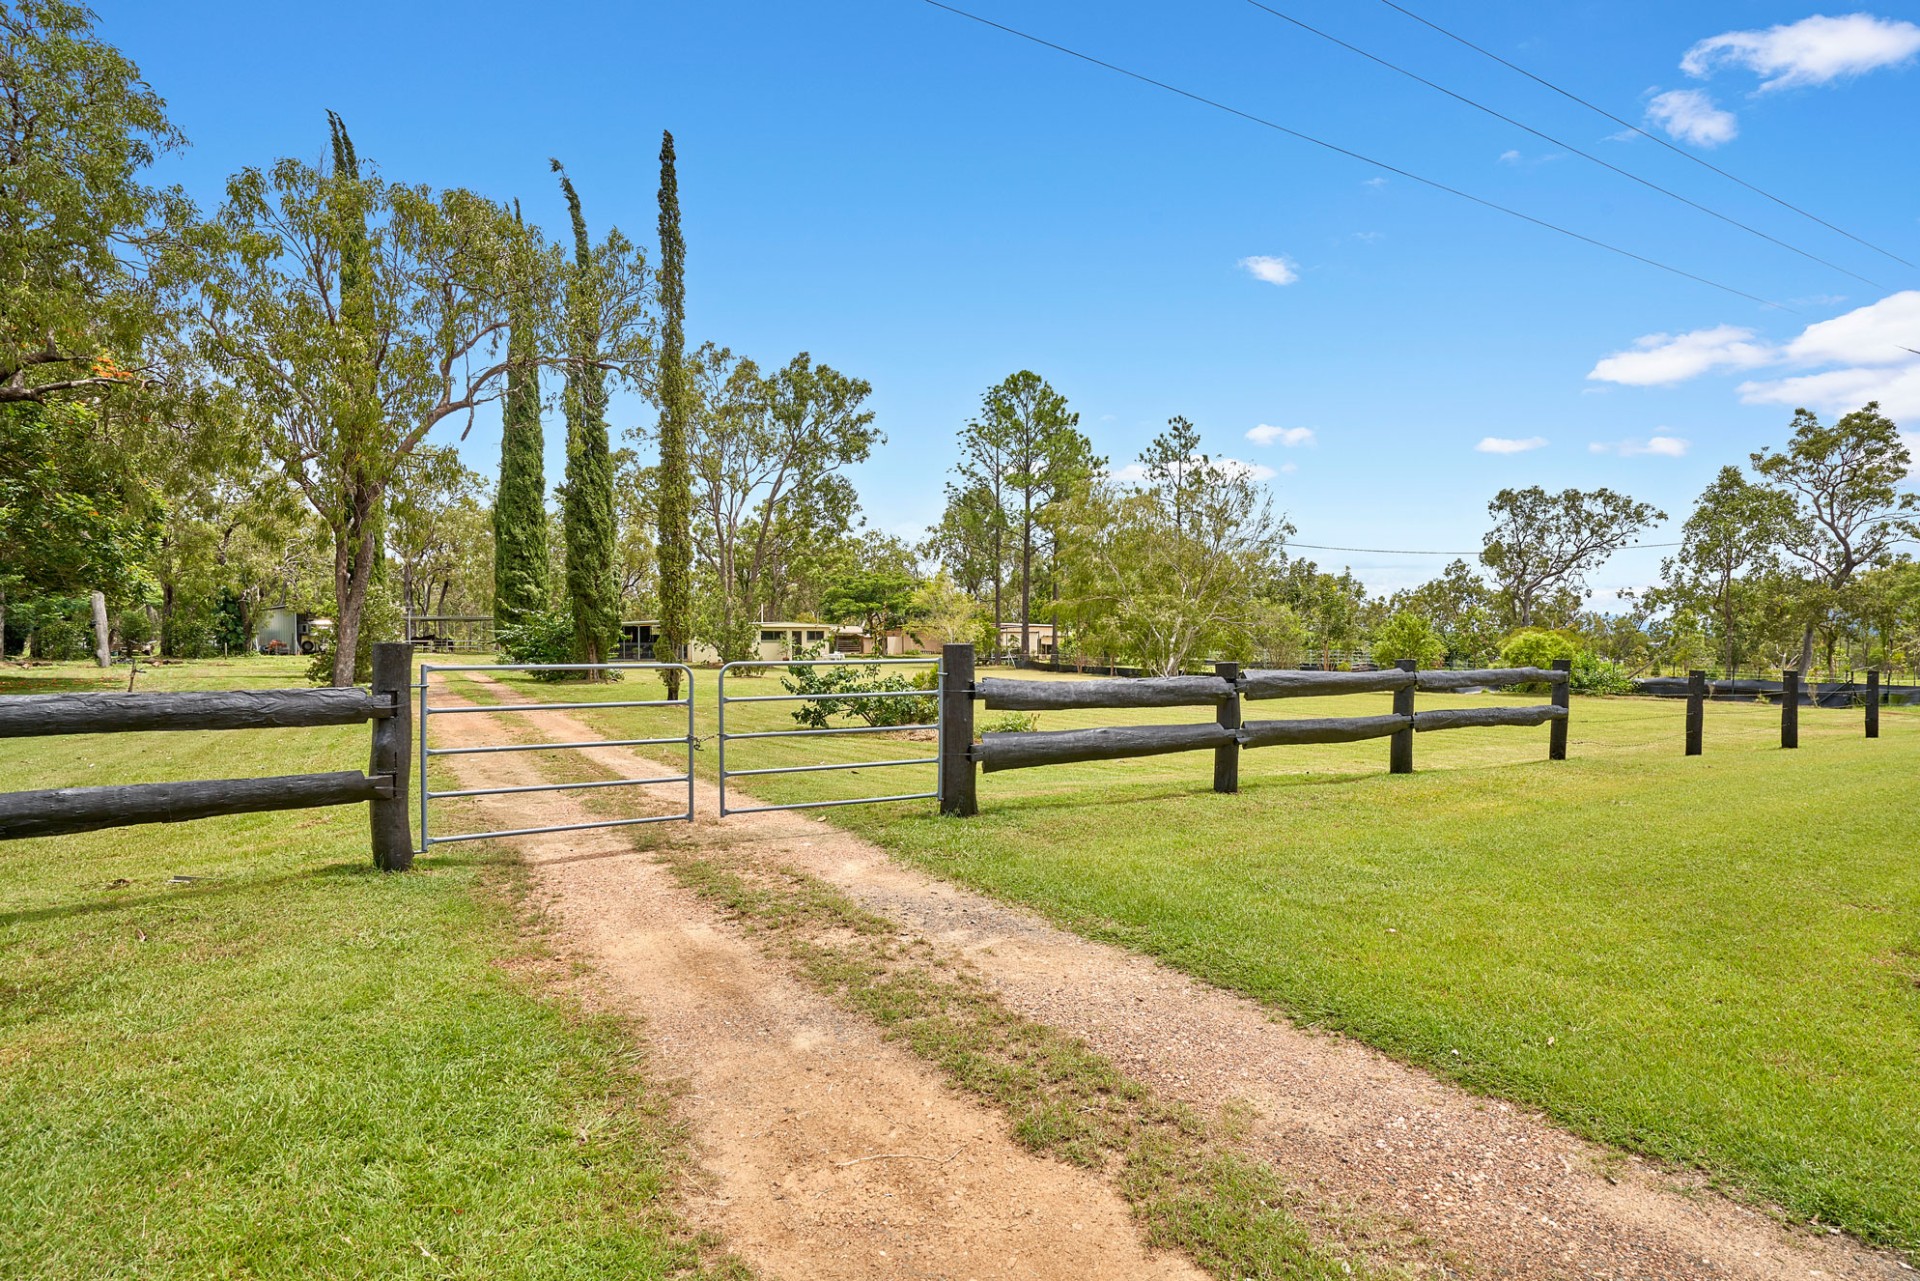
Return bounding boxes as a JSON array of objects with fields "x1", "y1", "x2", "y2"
[{"x1": 0, "y1": 847, "x2": 486, "y2": 929}]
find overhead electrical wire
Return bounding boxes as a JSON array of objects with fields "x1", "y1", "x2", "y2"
[
  {"x1": 1288, "y1": 541, "x2": 1681, "y2": 557},
  {"x1": 1374, "y1": 0, "x2": 1916, "y2": 270},
  {"x1": 918, "y1": 0, "x2": 1794, "y2": 312},
  {"x1": 1241, "y1": 0, "x2": 1883, "y2": 290}
]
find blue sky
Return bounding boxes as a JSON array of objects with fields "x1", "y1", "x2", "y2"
[{"x1": 98, "y1": 0, "x2": 1920, "y2": 601}]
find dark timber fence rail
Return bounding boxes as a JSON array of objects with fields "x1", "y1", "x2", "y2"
[
  {"x1": 0, "y1": 642, "x2": 414, "y2": 869},
  {"x1": 938, "y1": 644, "x2": 1569, "y2": 815},
  {"x1": 1680, "y1": 666, "x2": 1888, "y2": 756}
]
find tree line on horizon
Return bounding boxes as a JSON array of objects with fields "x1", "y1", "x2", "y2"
[{"x1": 6, "y1": 1, "x2": 1918, "y2": 689}]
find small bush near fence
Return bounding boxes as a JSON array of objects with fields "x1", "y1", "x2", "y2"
[
  {"x1": 496, "y1": 607, "x2": 598, "y2": 681},
  {"x1": 782, "y1": 663, "x2": 938, "y2": 728}
]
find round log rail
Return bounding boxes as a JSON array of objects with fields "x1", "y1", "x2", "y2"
[
  {"x1": 1412, "y1": 705, "x2": 1566, "y2": 732},
  {"x1": 1238, "y1": 713, "x2": 1410, "y2": 748},
  {"x1": 1413, "y1": 667, "x2": 1567, "y2": 692},
  {"x1": 0, "y1": 771, "x2": 390, "y2": 841},
  {"x1": 976, "y1": 674, "x2": 1233, "y2": 711},
  {"x1": 976, "y1": 722, "x2": 1236, "y2": 773},
  {"x1": 0, "y1": 688, "x2": 388, "y2": 739},
  {"x1": 1240, "y1": 669, "x2": 1412, "y2": 699}
]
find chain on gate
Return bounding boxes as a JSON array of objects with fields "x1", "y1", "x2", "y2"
[{"x1": 416, "y1": 662, "x2": 695, "y2": 851}]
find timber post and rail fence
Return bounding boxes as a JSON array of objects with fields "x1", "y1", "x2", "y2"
[
  {"x1": 1679, "y1": 666, "x2": 1888, "y2": 755},
  {"x1": 936, "y1": 643, "x2": 1570, "y2": 816},
  {"x1": 0, "y1": 641, "x2": 414, "y2": 870}
]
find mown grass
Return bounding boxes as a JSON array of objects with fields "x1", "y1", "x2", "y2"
[
  {"x1": 487, "y1": 662, "x2": 1920, "y2": 1255},
  {"x1": 1, "y1": 657, "x2": 740, "y2": 1280}
]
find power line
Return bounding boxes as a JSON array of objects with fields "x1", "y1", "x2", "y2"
[
  {"x1": 1375, "y1": 0, "x2": 1916, "y2": 271},
  {"x1": 919, "y1": 0, "x2": 1794, "y2": 312},
  {"x1": 1241, "y1": 0, "x2": 1883, "y2": 290},
  {"x1": 1288, "y1": 541, "x2": 1681, "y2": 557}
]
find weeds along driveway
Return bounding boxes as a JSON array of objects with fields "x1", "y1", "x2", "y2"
[{"x1": 427, "y1": 670, "x2": 1905, "y2": 1281}]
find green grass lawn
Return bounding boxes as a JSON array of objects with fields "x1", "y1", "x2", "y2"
[
  {"x1": 491, "y1": 661, "x2": 1920, "y2": 1255},
  {"x1": 1, "y1": 657, "x2": 733, "y2": 1280}
]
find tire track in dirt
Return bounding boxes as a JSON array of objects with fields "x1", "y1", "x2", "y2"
[
  {"x1": 437, "y1": 670, "x2": 1907, "y2": 1280},
  {"x1": 426, "y1": 676, "x2": 1205, "y2": 1281}
]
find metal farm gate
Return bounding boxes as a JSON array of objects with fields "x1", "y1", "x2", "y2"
[
  {"x1": 416, "y1": 661, "x2": 696, "y2": 853},
  {"x1": 716, "y1": 657, "x2": 943, "y2": 816},
  {"x1": 416, "y1": 655, "x2": 956, "y2": 848}
]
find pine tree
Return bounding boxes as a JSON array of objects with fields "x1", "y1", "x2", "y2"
[
  {"x1": 551, "y1": 161, "x2": 618, "y2": 670},
  {"x1": 492, "y1": 199, "x2": 550, "y2": 633},
  {"x1": 653, "y1": 131, "x2": 692, "y2": 698}
]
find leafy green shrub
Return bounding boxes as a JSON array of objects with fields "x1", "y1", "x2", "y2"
[
  {"x1": 497, "y1": 606, "x2": 583, "y2": 681},
  {"x1": 980, "y1": 711, "x2": 1038, "y2": 735},
  {"x1": 1498, "y1": 629, "x2": 1579, "y2": 670},
  {"x1": 782, "y1": 663, "x2": 937, "y2": 728},
  {"x1": 1369, "y1": 611, "x2": 1445, "y2": 669},
  {"x1": 1569, "y1": 649, "x2": 1636, "y2": 695}
]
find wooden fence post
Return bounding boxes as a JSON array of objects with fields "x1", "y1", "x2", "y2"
[
  {"x1": 1213, "y1": 661, "x2": 1240, "y2": 794},
  {"x1": 1781, "y1": 669, "x2": 1800, "y2": 750},
  {"x1": 1549, "y1": 658, "x2": 1571, "y2": 761},
  {"x1": 940, "y1": 643, "x2": 977, "y2": 817},
  {"x1": 1866, "y1": 669, "x2": 1880, "y2": 740},
  {"x1": 1389, "y1": 659, "x2": 1415, "y2": 775},
  {"x1": 369, "y1": 642, "x2": 413, "y2": 870},
  {"x1": 1685, "y1": 669, "x2": 1705, "y2": 756}
]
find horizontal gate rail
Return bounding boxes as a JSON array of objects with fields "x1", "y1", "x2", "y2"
[
  {"x1": 419, "y1": 661, "x2": 694, "y2": 850},
  {"x1": 428, "y1": 735, "x2": 688, "y2": 757},
  {"x1": 720, "y1": 722, "x2": 939, "y2": 742},
  {"x1": 424, "y1": 697, "x2": 687, "y2": 715},
  {"x1": 718, "y1": 657, "x2": 940, "y2": 817}
]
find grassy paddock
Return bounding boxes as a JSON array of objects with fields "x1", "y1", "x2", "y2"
[
  {"x1": 1, "y1": 657, "x2": 732, "y2": 1279},
  {"x1": 495, "y1": 663, "x2": 1920, "y2": 1254}
]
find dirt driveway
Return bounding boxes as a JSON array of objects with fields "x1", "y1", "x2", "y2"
[{"x1": 427, "y1": 670, "x2": 1904, "y2": 1281}]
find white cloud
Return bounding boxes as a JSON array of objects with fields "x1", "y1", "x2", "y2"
[
  {"x1": 1682, "y1": 13, "x2": 1920, "y2": 91},
  {"x1": 1590, "y1": 435, "x2": 1691, "y2": 457},
  {"x1": 1498, "y1": 149, "x2": 1523, "y2": 164},
  {"x1": 1587, "y1": 324, "x2": 1776, "y2": 386},
  {"x1": 1363, "y1": 176, "x2": 1389, "y2": 188},
  {"x1": 1782, "y1": 289, "x2": 1920, "y2": 366},
  {"x1": 1246, "y1": 424, "x2": 1315, "y2": 447},
  {"x1": 1739, "y1": 362, "x2": 1920, "y2": 419},
  {"x1": 1475, "y1": 436, "x2": 1548, "y2": 454},
  {"x1": 1238, "y1": 254, "x2": 1299, "y2": 286},
  {"x1": 1278, "y1": 461, "x2": 1299, "y2": 474},
  {"x1": 1645, "y1": 88, "x2": 1738, "y2": 146}
]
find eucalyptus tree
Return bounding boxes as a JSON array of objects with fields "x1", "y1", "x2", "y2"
[
  {"x1": 1480, "y1": 486, "x2": 1664, "y2": 629},
  {"x1": 390, "y1": 445, "x2": 490, "y2": 622},
  {"x1": 1660, "y1": 465, "x2": 1795, "y2": 675},
  {"x1": 1751, "y1": 403, "x2": 1918, "y2": 673},
  {"x1": 1057, "y1": 418, "x2": 1290, "y2": 675},
  {"x1": 1, "y1": 0, "x2": 190, "y2": 408},
  {"x1": 191, "y1": 129, "x2": 543, "y2": 684},
  {"x1": 664, "y1": 344, "x2": 879, "y2": 662},
  {"x1": 950, "y1": 372, "x2": 1097, "y2": 651}
]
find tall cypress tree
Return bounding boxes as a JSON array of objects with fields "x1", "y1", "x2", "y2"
[
  {"x1": 551, "y1": 160, "x2": 618, "y2": 670},
  {"x1": 653, "y1": 131, "x2": 692, "y2": 697},
  {"x1": 492, "y1": 200, "x2": 549, "y2": 634},
  {"x1": 323, "y1": 112, "x2": 391, "y2": 685}
]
